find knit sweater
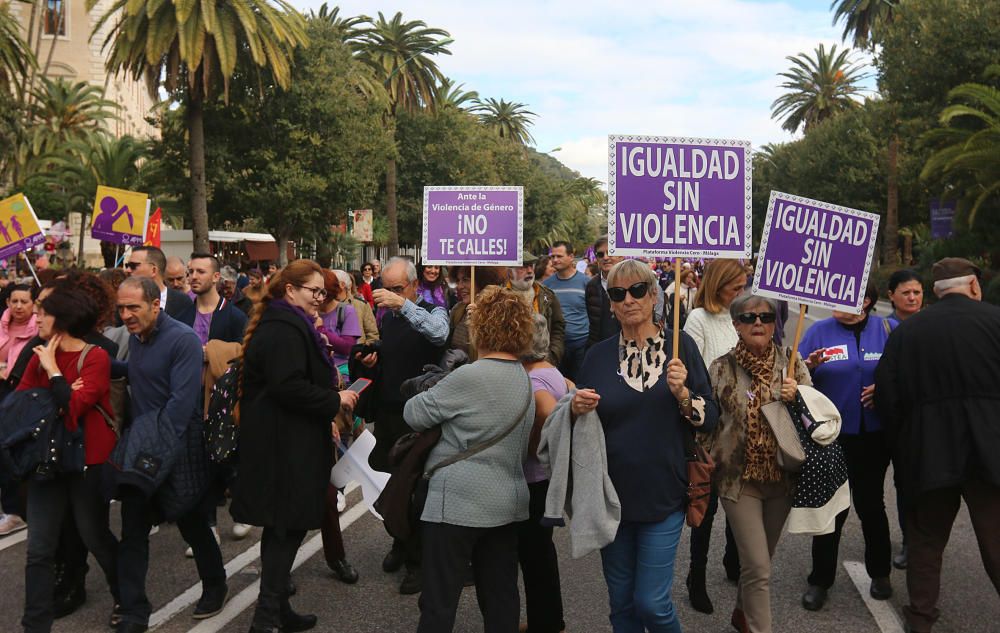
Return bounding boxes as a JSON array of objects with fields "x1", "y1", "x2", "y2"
[{"x1": 683, "y1": 307, "x2": 738, "y2": 368}]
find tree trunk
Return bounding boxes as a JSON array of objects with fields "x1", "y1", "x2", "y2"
[
  {"x1": 188, "y1": 94, "x2": 210, "y2": 252},
  {"x1": 884, "y1": 135, "x2": 900, "y2": 265},
  {"x1": 276, "y1": 229, "x2": 290, "y2": 268},
  {"x1": 385, "y1": 156, "x2": 399, "y2": 257}
]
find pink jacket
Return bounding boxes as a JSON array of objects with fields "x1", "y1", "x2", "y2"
[{"x1": 0, "y1": 309, "x2": 38, "y2": 379}]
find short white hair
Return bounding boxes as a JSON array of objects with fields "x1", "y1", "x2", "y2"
[
  {"x1": 933, "y1": 274, "x2": 976, "y2": 297},
  {"x1": 333, "y1": 269, "x2": 352, "y2": 292},
  {"x1": 607, "y1": 259, "x2": 657, "y2": 288},
  {"x1": 385, "y1": 257, "x2": 417, "y2": 283}
]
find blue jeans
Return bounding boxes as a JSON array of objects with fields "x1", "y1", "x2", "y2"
[{"x1": 600, "y1": 511, "x2": 684, "y2": 633}]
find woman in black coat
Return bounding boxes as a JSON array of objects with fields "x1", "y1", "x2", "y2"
[{"x1": 231, "y1": 259, "x2": 358, "y2": 633}]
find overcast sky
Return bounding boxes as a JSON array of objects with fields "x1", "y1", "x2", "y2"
[{"x1": 291, "y1": 0, "x2": 874, "y2": 183}]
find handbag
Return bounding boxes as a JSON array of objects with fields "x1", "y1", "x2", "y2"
[
  {"x1": 374, "y1": 372, "x2": 532, "y2": 540},
  {"x1": 761, "y1": 399, "x2": 806, "y2": 472},
  {"x1": 682, "y1": 428, "x2": 715, "y2": 527}
]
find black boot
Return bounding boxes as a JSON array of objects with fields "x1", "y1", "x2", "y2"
[
  {"x1": 280, "y1": 600, "x2": 317, "y2": 633},
  {"x1": 686, "y1": 568, "x2": 714, "y2": 614},
  {"x1": 53, "y1": 576, "x2": 86, "y2": 619}
]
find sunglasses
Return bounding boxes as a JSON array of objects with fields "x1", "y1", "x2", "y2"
[
  {"x1": 607, "y1": 282, "x2": 650, "y2": 302},
  {"x1": 595, "y1": 250, "x2": 607, "y2": 258},
  {"x1": 736, "y1": 312, "x2": 777, "y2": 325},
  {"x1": 124, "y1": 262, "x2": 141, "y2": 271}
]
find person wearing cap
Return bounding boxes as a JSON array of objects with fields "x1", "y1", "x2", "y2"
[
  {"x1": 507, "y1": 252, "x2": 565, "y2": 365},
  {"x1": 875, "y1": 257, "x2": 1000, "y2": 633},
  {"x1": 797, "y1": 282, "x2": 896, "y2": 611}
]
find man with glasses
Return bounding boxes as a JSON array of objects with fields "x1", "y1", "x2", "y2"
[
  {"x1": 585, "y1": 235, "x2": 625, "y2": 349},
  {"x1": 507, "y1": 252, "x2": 565, "y2": 364},
  {"x1": 355, "y1": 257, "x2": 448, "y2": 596},
  {"x1": 126, "y1": 246, "x2": 194, "y2": 327}
]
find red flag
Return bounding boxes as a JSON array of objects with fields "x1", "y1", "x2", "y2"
[{"x1": 144, "y1": 207, "x2": 162, "y2": 247}]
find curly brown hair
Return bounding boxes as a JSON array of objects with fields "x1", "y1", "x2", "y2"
[
  {"x1": 468, "y1": 285, "x2": 533, "y2": 356},
  {"x1": 48, "y1": 270, "x2": 117, "y2": 330}
]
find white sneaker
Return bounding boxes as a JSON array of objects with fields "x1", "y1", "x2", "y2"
[
  {"x1": 0, "y1": 513, "x2": 27, "y2": 536},
  {"x1": 149, "y1": 524, "x2": 160, "y2": 536},
  {"x1": 337, "y1": 490, "x2": 346, "y2": 513},
  {"x1": 185, "y1": 527, "x2": 220, "y2": 558},
  {"x1": 232, "y1": 523, "x2": 252, "y2": 540}
]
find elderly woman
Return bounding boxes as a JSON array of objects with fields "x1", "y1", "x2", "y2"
[
  {"x1": 405, "y1": 286, "x2": 536, "y2": 633},
  {"x1": 446, "y1": 266, "x2": 508, "y2": 361},
  {"x1": 708, "y1": 293, "x2": 809, "y2": 633},
  {"x1": 572, "y1": 259, "x2": 718, "y2": 633},
  {"x1": 797, "y1": 283, "x2": 895, "y2": 610}
]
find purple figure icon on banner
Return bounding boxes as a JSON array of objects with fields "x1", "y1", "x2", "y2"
[
  {"x1": 10, "y1": 215, "x2": 23, "y2": 238},
  {"x1": 0, "y1": 220, "x2": 10, "y2": 242},
  {"x1": 93, "y1": 196, "x2": 134, "y2": 235}
]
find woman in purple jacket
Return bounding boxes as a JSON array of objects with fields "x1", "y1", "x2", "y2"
[{"x1": 797, "y1": 283, "x2": 896, "y2": 611}]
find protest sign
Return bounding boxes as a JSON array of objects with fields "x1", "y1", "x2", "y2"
[
  {"x1": 91, "y1": 185, "x2": 150, "y2": 246},
  {"x1": 144, "y1": 207, "x2": 162, "y2": 247},
  {"x1": 0, "y1": 193, "x2": 46, "y2": 260},
  {"x1": 607, "y1": 135, "x2": 752, "y2": 259},
  {"x1": 422, "y1": 186, "x2": 523, "y2": 266},
  {"x1": 753, "y1": 191, "x2": 880, "y2": 315},
  {"x1": 330, "y1": 429, "x2": 390, "y2": 520}
]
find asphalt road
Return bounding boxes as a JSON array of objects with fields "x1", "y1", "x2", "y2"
[{"x1": 0, "y1": 303, "x2": 996, "y2": 632}]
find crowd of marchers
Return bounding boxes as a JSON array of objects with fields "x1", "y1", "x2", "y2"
[{"x1": 0, "y1": 238, "x2": 997, "y2": 633}]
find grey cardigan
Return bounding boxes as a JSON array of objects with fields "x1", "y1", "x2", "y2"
[
  {"x1": 403, "y1": 358, "x2": 534, "y2": 528},
  {"x1": 538, "y1": 391, "x2": 621, "y2": 558}
]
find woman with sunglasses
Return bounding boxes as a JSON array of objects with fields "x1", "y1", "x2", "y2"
[
  {"x1": 707, "y1": 293, "x2": 808, "y2": 633},
  {"x1": 231, "y1": 260, "x2": 358, "y2": 632},
  {"x1": 796, "y1": 282, "x2": 896, "y2": 611},
  {"x1": 572, "y1": 259, "x2": 718, "y2": 633},
  {"x1": 682, "y1": 258, "x2": 748, "y2": 614}
]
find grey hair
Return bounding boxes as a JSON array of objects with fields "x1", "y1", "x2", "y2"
[
  {"x1": 333, "y1": 269, "x2": 353, "y2": 293},
  {"x1": 119, "y1": 276, "x2": 160, "y2": 304},
  {"x1": 220, "y1": 265, "x2": 237, "y2": 282},
  {"x1": 933, "y1": 274, "x2": 976, "y2": 296},
  {"x1": 522, "y1": 313, "x2": 551, "y2": 362},
  {"x1": 386, "y1": 257, "x2": 417, "y2": 283},
  {"x1": 729, "y1": 292, "x2": 778, "y2": 320},
  {"x1": 607, "y1": 259, "x2": 657, "y2": 288}
]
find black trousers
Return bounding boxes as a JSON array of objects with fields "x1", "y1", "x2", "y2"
[
  {"x1": 252, "y1": 528, "x2": 306, "y2": 628},
  {"x1": 418, "y1": 521, "x2": 520, "y2": 633},
  {"x1": 373, "y1": 406, "x2": 422, "y2": 569},
  {"x1": 516, "y1": 480, "x2": 564, "y2": 633},
  {"x1": 808, "y1": 431, "x2": 892, "y2": 588},
  {"x1": 117, "y1": 486, "x2": 226, "y2": 626},
  {"x1": 23, "y1": 469, "x2": 118, "y2": 633},
  {"x1": 689, "y1": 487, "x2": 740, "y2": 574},
  {"x1": 1, "y1": 468, "x2": 26, "y2": 517}
]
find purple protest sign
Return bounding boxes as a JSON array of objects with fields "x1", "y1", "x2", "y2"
[
  {"x1": 421, "y1": 186, "x2": 523, "y2": 266},
  {"x1": 752, "y1": 191, "x2": 880, "y2": 314},
  {"x1": 608, "y1": 135, "x2": 752, "y2": 258}
]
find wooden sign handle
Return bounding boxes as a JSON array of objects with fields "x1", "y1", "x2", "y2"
[
  {"x1": 470, "y1": 265, "x2": 476, "y2": 306},
  {"x1": 788, "y1": 303, "x2": 807, "y2": 377},
  {"x1": 672, "y1": 258, "x2": 682, "y2": 360}
]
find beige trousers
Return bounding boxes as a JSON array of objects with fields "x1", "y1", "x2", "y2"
[{"x1": 721, "y1": 481, "x2": 792, "y2": 633}]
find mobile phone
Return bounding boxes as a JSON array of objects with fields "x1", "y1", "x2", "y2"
[{"x1": 347, "y1": 378, "x2": 373, "y2": 394}]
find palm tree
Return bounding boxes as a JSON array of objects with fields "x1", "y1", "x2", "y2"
[
  {"x1": 0, "y1": 3, "x2": 35, "y2": 90},
  {"x1": 830, "y1": 0, "x2": 901, "y2": 264},
  {"x1": 91, "y1": 0, "x2": 308, "y2": 252},
  {"x1": 433, "y1": 77, "x2": 479, "y2": 111},
  {"x1": 28, "y1": 77, "x2": 119, "y2": 155},
  {"x1": 473, "y1": 97, "x2": 537, "y2": 145},
  {"x1": 830, "y1": 0, "x2": 899, "y2": 48},
  {"x1": 921, "y1": 71, "x2": 1000, "y2": 227},
  {"x1": 352, "y1": 11, "x2": 451, "y2": 255},
  {"x1": 771, "y1": 44, "x2": 866, "y2": 134},
  {"x1": 310, "y1": 3, "x2": 362, "y2": 40}
]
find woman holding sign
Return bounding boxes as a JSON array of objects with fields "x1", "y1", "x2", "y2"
[
  {"x1": 572, "y1": 259, "x2": 718, "y2": 633},
  {"x1": 797, "y1": 283, "x2": 896, "y2": 611},
  {"x1": 707, "y1": 293, "x2": 809, "y2": 633}
]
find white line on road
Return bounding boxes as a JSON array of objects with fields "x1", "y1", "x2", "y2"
[
  {"x1": 148, "y1": 483, "x2": 359, "y2": 631},
  {"x1": 844, "y1": 560, "x2": 905, "y2": 633},
  {"x1": 188, "y1": 499, "x2": 370, "y2": 633},
  {"x1": 0, "y1": 529, "x2": 27, "y2": 553}
]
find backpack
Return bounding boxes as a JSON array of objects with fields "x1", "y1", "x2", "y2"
[{"x1": 204, "y1": 359, "x2": 241, "y2": 465}]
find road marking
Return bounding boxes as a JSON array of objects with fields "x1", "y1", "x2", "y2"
[
  {"x1": 0, "y1": 529, "x2": 27, "y2": 552},
  {"x1": 844, "y1": 560, "x2": 905, "y2": 633},
  {"x1": 148, "y1": 482, "x2": 359, "y2": 630},
  {"x1": 187, "y1": 499, "x2": 370, "y2": 633}
]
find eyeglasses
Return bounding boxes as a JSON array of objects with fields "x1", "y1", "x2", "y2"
[
  {"x1": 595, "y1": 250, "x2": 607, "y2": 258},
  {"x1": 294, "y1": 284, "x2": 328, "y2": 300},
  {"x1": 736, "y1": 312, "x2": 777, "y2": 325},
  {"x1": 607, "y1": 282, "x2": 650, "y2": 302},
  {"x1": 385, "y1": 285, "x2": 407, "y2": 294},
  {"x1": 125, "y1": 262, "x2": 141, "y2": 271}
]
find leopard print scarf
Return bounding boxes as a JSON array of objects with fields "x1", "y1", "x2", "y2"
[{"x1": 733, "y1": 340, "x2": 782, "y2": 482}]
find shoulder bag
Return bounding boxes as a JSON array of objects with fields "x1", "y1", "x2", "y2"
[{"x1": 675, "y1": 336, "x2": 714, "y2": 527}]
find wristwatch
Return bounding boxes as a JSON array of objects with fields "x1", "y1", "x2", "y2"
[{"x1": 678, "y1": 394, "x2": 692, "y2": 410}]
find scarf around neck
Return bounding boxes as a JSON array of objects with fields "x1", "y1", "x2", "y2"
[
  {"x1": 733, "y1": 339, "x2": 781, "y2": 482},
  {"x1": 618, "y1": 332, "x2": 667, "y2": 392},
  {"x1": 271, "y1": 299, "x2": 335, "y2": 369}
]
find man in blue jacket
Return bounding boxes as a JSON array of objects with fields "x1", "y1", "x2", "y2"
[{"x1": 113, "y1": 277, "x2": 227, "y2": 632}]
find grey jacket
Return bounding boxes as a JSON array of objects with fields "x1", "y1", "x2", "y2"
[
  {"x1": 404, "y1": 358, "x2": 534, "y2": 528},
  {"x1": 538, "y1": 391, "x2": 621, "y2": 558}
]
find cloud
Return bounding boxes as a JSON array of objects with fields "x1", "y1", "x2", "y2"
[{"x1": 292, "y1": 0, "x2": 873, "y2": 182}]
